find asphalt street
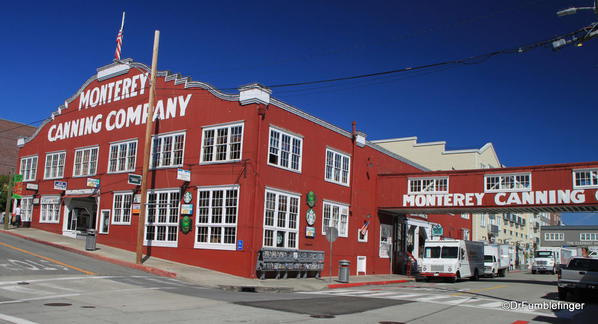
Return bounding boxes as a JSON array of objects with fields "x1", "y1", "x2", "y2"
[{"x1": 0, "y1": 232, "x2": 596, "y2": 324}]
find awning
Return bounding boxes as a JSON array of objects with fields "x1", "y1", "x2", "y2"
[{"x1": 64, "y1": 194, "x2": 97, "y2": 199}]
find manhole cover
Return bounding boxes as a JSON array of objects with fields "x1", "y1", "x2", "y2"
[
  {"x1": 81, "y1": 306, "x2": 96, "y2": 309},
  {"x1": 17, "y1": 282, "x2": 29, "y2": 285},
  {"x1": 44, "y1": 303, "x2": 72, "y2": 307},
  {"x1": 310, "y1": 315, "x2": 335, "y2": 319}
]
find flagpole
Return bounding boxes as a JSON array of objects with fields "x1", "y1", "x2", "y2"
[{"x1": 121, "y1": 12, "x2": 125, "y2": 30}]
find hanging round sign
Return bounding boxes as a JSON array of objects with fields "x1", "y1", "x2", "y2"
[
  {"x1": 306, "y1": 209, "x2": 316, "y2": 226},
  {"x1": 183, "y1": 191, "x2": 192, "y2": 204}
]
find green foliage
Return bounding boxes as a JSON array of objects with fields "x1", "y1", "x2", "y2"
[{"x1": 0, "y1": 175, "x2": 10, "y2": 212}]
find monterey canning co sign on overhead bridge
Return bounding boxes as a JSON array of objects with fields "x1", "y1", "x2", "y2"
[{"x1": 47, "y1": 72, "x2": 192, "y2": 142}]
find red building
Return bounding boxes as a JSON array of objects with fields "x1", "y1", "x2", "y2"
[{"x1": 16, "y1": 60, "x2": 440, "y2": 278}]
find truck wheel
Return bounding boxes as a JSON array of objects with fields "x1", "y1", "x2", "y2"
[
  {"x1": 558, "y1": 287, "x2": 567, "y2": 301},
  {"x1": 532, "y1": 270, "x2": 536, "y2": 274},
  {"x1": 492, "y1": 270, "x2": 497, "y2": 278}
]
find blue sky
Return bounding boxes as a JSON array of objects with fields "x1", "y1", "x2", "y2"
[{"x1": 1, "y1": 1, "x2": 596, "y2": 224}]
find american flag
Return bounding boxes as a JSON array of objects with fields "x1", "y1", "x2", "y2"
[
  {"x1": 114, "y1": 12, "x2": 126, "y2": 61},
  {"x1": 359, "y1": 221, "x2": 369, "y2": 236}
]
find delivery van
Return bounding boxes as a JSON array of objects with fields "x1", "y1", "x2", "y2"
[{"x1": 420, "y1": 240, "x2": 484, "y2": 282}]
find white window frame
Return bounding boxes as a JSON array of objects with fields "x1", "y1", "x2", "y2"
[
  {"x1": 144, "y1": 189, "x2": 180, "y2": 247},
  {"x1": 20, "y1": 196, "x2": 34, "y2": 222},
  {"x1": 195, "y1": 185, "x2": 240, "y2": 250},
  {"x1": 200, "y1": 122, "x2": 244, "y2": 164},
  {"x1": 324, "y1": 148, "x2": 350, "y2": 186},
  {"x1": 19, "y1": 156, "x2": 38, "y2": 182},
  {"x1": 262, "y1": 188, "x2": 300, "y2": 249},
  {"x1": 40, "y1": 196, "x2": 61, "y2": 224},
  {"x1": 73, "y1": 146, "x2": 99, "y2": 177},
  {"x1": 267, "y1": 126, "x2": 303, "y2": 173},
  {"x1": 357, "y1": 227, "x2": 368, "y2": 242},
  {"x1": 321, "y1": 200, "x2": 349, "y2": 238},
  {"x1": 99, "y1": 209, "x2": 110, "y2": 234},
  {"x1": 108, "y1": 139, "x2": 137, "y2": 173},
  {"x1": 407, "y1": 177, "x2": 449, "y2": 194},
  {"x1": 112, "y1": 192, "x2": 133, "y2": 225},
  {"x1": 580, "y1": 233, "x2": 597, "y2": 241},
  {"x1": 43, "y1": 151, "x2": 66, "y2": 180},
  {"x1": 379, "y1": 224, "x2": 393, "y2": 258},
  {"x1": 484, "y1": 173, "x2": 532, "y2": 193},
  {"x1": 150, "y1": 132, "x2": 186, "y2": 169},
  {"x1": 544, "y1": 232, "x2": 564, "y2": 241},
  {"x1": 573, "y1": 169, "x2": 598, "y2": 189},
  {"x1": 461, "y1": 213, "x2": 470, "y2": 219}
]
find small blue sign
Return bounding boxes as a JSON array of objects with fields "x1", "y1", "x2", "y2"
[{"x1": 236, "y1": 240, "x2": 244, "y2": 251}]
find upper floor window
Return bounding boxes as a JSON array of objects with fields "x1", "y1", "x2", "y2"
[
  {"x1": 268, "y1": 127, "x2": 303, "y2": 172},
  {"x1": 325, "y1": 148, "x2": 350, "y2": 186},
  {"x1": 408, "y1": 177, "x2": 448, "y2": 194},
  {"x1": 580, "y1": 233, "x2": 597, "y2": 241},
  {"x1": 263, "y1": 189, "x2": 300, "y2": 249},
  {"x1": 73, "y1": 146, "x2": 98, "y2": 177},
  {"x1": 196, "y1": 186, "x2": 239, "y2": 250},
  {"x1": 44, "y1": 152, "x2": 66, "y2": 179},
  {"x1": 573, "y1": 169, "x2": 598, "y2": 189},
  {"x1": 484, "y1": 173, "x2": 531, "y2": 192},
  {"x1": 200, "y1": 123, "x2": 244, "y2": 163},
  {"x1": 108, "y1": 140, "x2": 137, "y2": 173},
  {"x1": 20, "y1": 156, "x2": 38, "y2": 181},
  {"x1": 322, "y1": 200, "x2": 349, "y2": 237},
  {"x1": 544, "y1": 232, "x2": 564, "y2": 241},
  {"x1": 151, "y1": 132, "x2": 185, "y2": 168}
]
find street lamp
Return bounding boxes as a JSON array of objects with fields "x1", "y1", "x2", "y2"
[{"x1": 556, "y1": 0, "x2": 598, "y2": 17}]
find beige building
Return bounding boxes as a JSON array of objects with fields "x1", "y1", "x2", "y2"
[{"x1": 373, "y1": 136, "x2": 548, "y2": 268}]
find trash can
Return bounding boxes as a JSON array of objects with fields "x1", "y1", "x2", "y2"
[
  {"x1": 85, "y1": 229, "x2": 96, "y2": 251},
  {"x1": 338, "y1": 260, "x2": 350, "y2": 283}
]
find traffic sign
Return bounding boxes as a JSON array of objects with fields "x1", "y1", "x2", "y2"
[{"x1": 325, "y1": 226, "x2": 338, "y2": 243}]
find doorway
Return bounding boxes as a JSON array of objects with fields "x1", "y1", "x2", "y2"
[{"x1": 62, "y1": 197, "x2": 97, "y2": 237}]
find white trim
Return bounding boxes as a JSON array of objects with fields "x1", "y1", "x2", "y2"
[
  {"x1": 572, "y1": 168, "x2": 598, "y2": 189},
  {"x1": 143, "y1": 189, "x2": 180, "y2": 248},
  {"x1": 39, "y1": 195, "x2": 61, "y2": 224},
  {"x1": 112, "y1": 192, "x2": 133, "y2": 225},
  {"x1": 99, "y1": 209, "x2": 110, "y2": 234},
  {"x1": 201, "y1": 120, "x2": 245, "y2": 129},
  {"x1": 267, "y1": 126, "x2": 303, "y2": 173},
  {"x1": 321, "y1": 200, "x2": 349, "y2": 237},
  {"x1": 324, "y1": 148, "x2": 351, "y2": 187},
  {"x1": 19, "y1": 155, "x2": 38, "y2": 182},
  {"x1": 407, "y1": 176, "x2": 449, "y2": 194},
  {"x1": 43, "y1": 151, "x2": 66, "y2": 180},
  {"x1": 484, "y1": 172, "x2": 532, "y2": 193},
  {"x1": 149, "y1": 131, "x2": 186, "y2": 169},
  {"x1": 107, "y1": 139, "x2": 138, "y2": 174},
  {"x1": 357, "y1": 228, "x2": 368, "y2": 243},
  {"x1": 72, "y1": 146, "x2": 99, "y2": 178},
  {"x1": 262, "y1": 189, "x2": 300, "y2": 249},
  {"x1": 194, "y1": 185, "x2": 240, "y2": 250},
  {"x1": 109, "y1": 137, "x2": 138, "y2": 145},
  {"x1": 199, "y1": 122, "x2": 244, "y2": 164},
  {"x1": 264, "y1": 186, "x2": 302, "y2": 197}
]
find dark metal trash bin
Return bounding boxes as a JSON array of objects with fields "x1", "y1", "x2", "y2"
[
  {"x1": 338, "y1": 260, "x2": 350, "y2": 283},
  {"x1": 85, "y1": 230, "x2": 96, "y2": 251}
]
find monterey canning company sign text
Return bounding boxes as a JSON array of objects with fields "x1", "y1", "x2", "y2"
[{"x1": 47, "y1": 73, "x2": 192, "y2": 142}]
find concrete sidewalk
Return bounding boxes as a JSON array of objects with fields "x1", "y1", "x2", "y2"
[{"x1": 0, "y1": 227, "x2": 413, "y2": 292}]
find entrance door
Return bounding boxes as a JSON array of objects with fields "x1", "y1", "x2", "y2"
[{"x1": 62, "y1": 197, "x2": 97, "y2": 237}]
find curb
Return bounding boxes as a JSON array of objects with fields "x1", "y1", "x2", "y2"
[
  {"x1": 0, "y1": 230, "x2": 177, "y2": 279},
  {"x1": 327, "y1": 279, "x2": 413, "y2": 289}
]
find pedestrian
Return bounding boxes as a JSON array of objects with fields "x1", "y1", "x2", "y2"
[{"x1": 14, "y1": 203, "x2": 21, "y2": 228}]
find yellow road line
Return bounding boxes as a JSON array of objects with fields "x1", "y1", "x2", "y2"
[
  {"x1": 450, "y1": 284, "x2": 507, "y2": 296},
  {"x1": 0, "y1": 242, "x2": 96, "y2": 275}
]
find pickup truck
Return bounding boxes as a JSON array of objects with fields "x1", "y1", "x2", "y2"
[{"x1": 557, "y1": 257, "x2": 598, "y2": 300}]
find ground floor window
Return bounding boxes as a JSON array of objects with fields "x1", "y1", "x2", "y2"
[
  {"x1": 263, "y1": 189, "x2": 299, "y2": 249},
  {"x1": 40, "y1": 196, "x2": 61, "y2": 223},
  {"x1": 195, "y1": 185, "x2": 239, "y2": 250},
  {"x1": 20, "y1": 197, "x2": 33, "y2": 222},
  {"x1": 322, "y1": 200, "x2": 349, "y2": 237},
  {"x1": 112, "y1": 192, "x2": 133, "y2": 225},
  {"x1": 145, "y1": 190, "x2": 180, "y2": 247}
]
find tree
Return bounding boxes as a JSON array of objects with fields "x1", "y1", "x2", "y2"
[{"x1": 0, "y1": 175, "x2": 10, "y2": 212}]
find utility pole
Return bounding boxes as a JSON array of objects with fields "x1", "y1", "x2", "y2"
[
  {"x1": 3, "y1": 170, "x2": 14, "y2": 230},
  {"x1": 136, "y1": 30, "x2": 160, "y2": 265}
]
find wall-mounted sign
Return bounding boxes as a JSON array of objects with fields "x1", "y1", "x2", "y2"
[
  {"x1": 237, "y1": 240, "x2": 244, "y2": 251},
  {"x1": 432, "y1": 224, "x2": 443, "y2": 237},
  {"x1": 183, "y1": 191, "x2": 192, "y2": 204},
  {"x1": 128, "y1": 174, "x2": 142, "y2": 185},
  {"x1": 305, "y1": 226, "x2": 316, "y2": 238},
  {"x1": 32, "y1": 198, "x2": 40, "y2": 205},
  {"x1": 41, "y1": 196, "x2": 60, "y2": 204},
  {"x1": 87, "y1": 178, "x2": 100, "y2": 188},
  {"x1": 131, "y1": 203, "x2": 141, "y2": 214},
  {"x1": 181, "y1": 204, "x2": 193, "y2": 215},
  {"x1": 13, "y1": 182, "x2": 24, "y2": 196},
  {"x1": 180, "y1": 215, "x2": 192, "y2": 234},
  {"x1": 177, "y1": 169, "x2": 191, "y2": 182},
  {"x1": 25, "y1": 183, "x2": 39, "y2": 191},
  {"x1": 306, "y1": 191, "x2": 316, "y2": 208},
  {"x1": 133, "y1": 194, "x2": 141, "y2": 203},
  {"x1": 65, "y1": 189, "x2": 96, "y2": 196},
  {"x1": 306, "y1": 209, "x2": 316, "y2": 226},
  {"x1": 54, "y1": 181, "x2": 67, "y2": 191}
]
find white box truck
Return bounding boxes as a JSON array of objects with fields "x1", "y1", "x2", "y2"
[
  {"x1": 532, "y1": 249, "x2": 558, "y2": 274},
  {"x1": 483, "y1": 244, "x2": 510, "y2": 277},
  {"x1": 420, "y1": 240, "x2": 484, "y2": 282}
]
